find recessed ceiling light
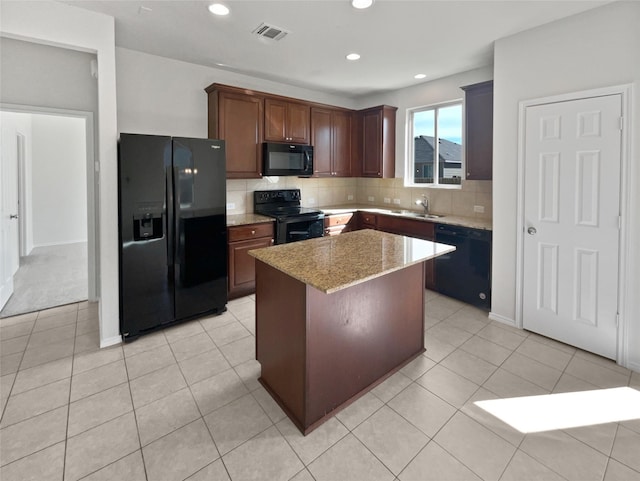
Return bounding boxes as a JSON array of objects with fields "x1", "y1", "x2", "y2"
[
  {"x1": 352, "y1": 0, "x2": 373, "y2": 9},
  {"x1": 414, "y1": 74, "x2": 427, "y2": 79},
  {"x1": 208, "y1": 3, "x2": 229, "y2": 15},
  {"x1": 346, "y1": 53, "x2": 361, "y2": 61}
]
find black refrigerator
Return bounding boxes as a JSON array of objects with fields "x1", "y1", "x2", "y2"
[{"x1": 118, "y1": 133, "x2": 227, "y2": 341}]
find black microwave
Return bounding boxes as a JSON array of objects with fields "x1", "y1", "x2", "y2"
[{"x1": 263, "y1": 143, "x2": 313, "y2": 176}]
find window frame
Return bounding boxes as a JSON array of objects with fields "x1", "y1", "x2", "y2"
[{"x1": 405, "y1": 99, "x2": 464, "y2": 189}]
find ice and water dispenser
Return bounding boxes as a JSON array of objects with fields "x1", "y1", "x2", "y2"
[{"x1": 133, "y1": 213, "x2": 163, "y2": 241}]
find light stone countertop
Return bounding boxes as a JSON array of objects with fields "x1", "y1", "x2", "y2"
[
  {"x1": 320, "y1": 204, "x2": 492, "y2": 231},
  {"x1": 249, "y1": 229, "x2": 455, "y2": 294},
  {"x1": 226, "y1": 213, "x2": 275, "y2": 227}
]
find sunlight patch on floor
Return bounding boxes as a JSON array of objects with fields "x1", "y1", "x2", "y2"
[{"x1": 475, "y1": 387, "x2": 640, "y2": 433}]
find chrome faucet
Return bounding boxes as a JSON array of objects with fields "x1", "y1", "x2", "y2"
[{"x1": 415, "y1": 194, "x2": 429, "y2": 214}]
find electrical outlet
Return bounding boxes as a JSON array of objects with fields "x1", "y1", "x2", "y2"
[
  {"x1": 308, "y1": 197, "x2": 316, "y2": 205},
  {"x1": 226, "y1": 203, "x2": 235, "y2": 210},
  {"x1": 347, "y1": 194, "x2": 354, "y2": 201},
  {"x1": 368, "y1": 196, "x2": 375, "y2": 202},
  {"x1": 383, "y1": 197, "x2": 391, "y2": 204},
  {"x1": 474, "y1": 205, "x2": 485, "y2": 213},
  {"x1": 393, "y1": 198, "x2": 401, "y2": 205}
]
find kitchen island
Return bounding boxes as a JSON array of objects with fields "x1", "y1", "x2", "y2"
[{"x1": 249, "y1": 229, "x2": 454, "y2": 434}]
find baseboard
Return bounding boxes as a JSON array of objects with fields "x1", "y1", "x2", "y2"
[
  {"x1": 100, "y1": 335, "x2": 122, "y2": 349},
  {"x1": 627, "y1": 360, "x2": 640, "y2": 374},
  {"x1": 488, "y1": 312, "x2": 517, "y2": 327}
]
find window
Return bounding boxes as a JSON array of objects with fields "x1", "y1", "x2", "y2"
[{"x1": 406, "y1": 101, "x2": 463, "y2": 187}]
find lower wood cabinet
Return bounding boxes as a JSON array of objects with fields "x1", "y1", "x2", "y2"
[
  {"x1": 376, "y1": 215, "x2": 436, "y2": 289},
  {"x1": 227, "y1": 222, "x2": 274, "y2": 299},
  {"x1": 358, "y1": 212, "x2": 378, "y2": 230},
  {"x1": 324, "y1": 212, "x2": 356, "y2": 236}
]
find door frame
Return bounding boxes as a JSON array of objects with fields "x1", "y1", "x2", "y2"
[
  {"x1": 515, "y1": 84, "x2": 632, "y2": 367},
  {"x1": 0, "y1": 103, "x2": 99, "y2": 302}
]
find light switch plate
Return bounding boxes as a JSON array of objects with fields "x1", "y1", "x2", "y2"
[
  {"x1": 393, "y1": 199, "x2": 401, "y2": 205},
  {"x1": 226, "y1": 203, "x2": 235, "y2": 210},
  {"x1": 474, "y1": 205, "x2": 485, "y2": 213},
  {"x1": 383, "y1": 197, "x2": 391, "y2": 204}
]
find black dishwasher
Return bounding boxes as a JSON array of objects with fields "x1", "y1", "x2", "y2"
[{"x1": 434, "y1": 224, "x2": 491, "y2": 310}]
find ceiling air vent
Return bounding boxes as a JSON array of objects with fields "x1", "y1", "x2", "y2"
[{"x1": 252, "y1": 22, "x2": 289, "y2": 41}]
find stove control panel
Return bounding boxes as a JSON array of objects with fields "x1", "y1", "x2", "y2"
[{"x1": 255, "y1": 189, "x2": 301, "y2": 205}]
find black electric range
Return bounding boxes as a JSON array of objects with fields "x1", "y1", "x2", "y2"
[{"x1": 254, "y1": 189, "x2": 325, "y2": 244}]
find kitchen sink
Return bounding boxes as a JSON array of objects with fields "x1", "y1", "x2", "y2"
[
  {"x1": 389, "y1": 210, "x2": 444, "y2": 219},
  {"x1": 406, "y1": 213, "x2": 445, "y2": 219}
]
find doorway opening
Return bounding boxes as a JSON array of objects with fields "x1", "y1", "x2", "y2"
[{"x1": 0, "y1": 108, "x2": 97, "y2": 318}]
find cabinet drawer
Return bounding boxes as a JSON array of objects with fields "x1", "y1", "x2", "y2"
[
  {"x1": 360, "y1": 213, "x2": 377, "y2": 228},
  {"x1": 324, "y1": 225, "x2": 347, "y2": 236},
  {"x1": 324, "y1": 213, "x2": 354, "y2": 228},
  {"x1": 228, "y1": 223, "x2": 274, "y2": 242}
]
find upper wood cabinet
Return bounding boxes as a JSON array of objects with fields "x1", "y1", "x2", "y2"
[
  {"x1": 311, "y1": 107, "x2": 352, "y2": 177},
  {"x1": 462, "y1": 80, "x2": 493, "y2": 180},
  {"x1": 206, "y1": 83, "x2": 398, "y2": 180},
  {"x1": 264, "y1": 98, "x2": 310, "y2": 144},
  {"x1": 359, "y1": 105, "x2": 397, "y2": 178},
  {"x1": 206, "y1": 85, "x2": 264, "y2": 179}
]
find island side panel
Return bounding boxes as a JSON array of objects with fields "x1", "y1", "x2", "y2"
[
  {"x1": 255, "y1": 260, "x2": 307, "y2": 425},
  {"x1": 305, "y1": 262, "x2": 425, "y2": 429}
]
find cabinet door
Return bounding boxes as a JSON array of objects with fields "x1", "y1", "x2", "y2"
[
  {"x1": 362, "y1": 110, "x2": 382, "y2": 177},
  {"x1": 464, "y1": 81, "x2": 493, "y2": 180},
  {"x1": 264, "y1": 98, "x2": 288, "y2": 142},
  {"x1": 287, "y1": 102, "x2": 310, "y2": 144},
  {"x1": 311, "y1": 108, "x2": 332, "y2": 176},
  {"x1": 218, "y1": 92, "x2": 264, "y2": 178},
  {"x1": 228, "y1": 236, "x2": 273, "y2": 299},
  {"x1": 265, "y1": 99, "x2": 310, "y2": 143},
  {"x1": 332, "y1": 110, "x2": 352, "y2": 177}
]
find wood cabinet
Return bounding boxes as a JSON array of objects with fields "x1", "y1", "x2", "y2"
[
  {"x1": 358, "y1": 105, "x2": 397, "y2": 178},
  {"x1": 227, "y1": 222, "x2": 274, "y2": 299},
  {"x1": 324, "y1": 212, "x2": 356, "y2": 236},
  {"x1": 462, "y1": 81, "x2": 493, "y2": 180},
  {"x1": 311, "y1": 108, "x2": 352, "y2": 177},
  {"x1": 206, "y1": 85, "x2": 264, "y2": 179},
  {"x1": 265, "y1": 98, "x2": 310, "y2": 144},
  {"x1": 376, "y1": 215, "x2": 436, "y2": 289},
  {"x1": 358, "y1": 212, "x2": 377, "y2": 230},
  {"x1": 206, "y1": 83, "x2": 398, "y2": 180}
]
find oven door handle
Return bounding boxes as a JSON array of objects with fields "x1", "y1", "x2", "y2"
[{"x1": 279, "y1": 215, "x2": 323, "y2": 224}]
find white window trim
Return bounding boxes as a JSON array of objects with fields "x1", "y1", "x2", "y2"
[{"x1": 404, "y1": 99, "x2": 463, "y2": 189}]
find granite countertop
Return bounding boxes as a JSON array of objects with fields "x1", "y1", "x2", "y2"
[
  {"x1": 249, "y1": 229, "x2": 455, "y2": 294},
  {"x1": 320, "y1": 204, "x2": 492, "y2": 231},
  {"x1": 226, "y1": 213, "x2": 274, "y2": 227}
]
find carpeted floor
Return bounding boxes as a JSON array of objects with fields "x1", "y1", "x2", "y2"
[{"x1": 0, "y1": 242, "x2": 88, "y2": 318}]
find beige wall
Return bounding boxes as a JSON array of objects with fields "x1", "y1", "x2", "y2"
[{"x1": 226, "y1": 176, "x2": 492, "y2": 220}]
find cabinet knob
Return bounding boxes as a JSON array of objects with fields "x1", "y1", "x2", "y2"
[{"x1": 251, "y1": 230, "x2": 256, "y2": 235}]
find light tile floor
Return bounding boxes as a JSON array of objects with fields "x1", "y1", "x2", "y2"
[{"x1": 1, "y1": 292, "x2": 639, "y2": 481}]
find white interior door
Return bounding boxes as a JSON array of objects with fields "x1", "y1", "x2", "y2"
[
  {"x1": 0, "y1": 127, "x2": 21, "y2": 310},
  {"x1": 522, "y1": 94, "x2": 622, "y2": 360}
]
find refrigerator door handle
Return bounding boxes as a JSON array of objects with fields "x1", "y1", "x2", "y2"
[{"x1": 166, "y1": 165, "x2": 175, "y2": 268}]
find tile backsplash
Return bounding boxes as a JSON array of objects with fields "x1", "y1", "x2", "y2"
[{"x1": 226, "y1": 177, "x2": 492, "y2": 220}]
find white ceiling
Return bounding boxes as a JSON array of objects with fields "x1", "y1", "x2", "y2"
[{"x1": 61, "y1": 0, "x2": 610, "y2": 99}]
